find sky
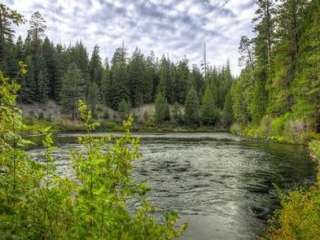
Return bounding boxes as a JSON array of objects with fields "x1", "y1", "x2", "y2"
[{"x1": 4, "y1": 0, "x2": 257, "y2": 75}]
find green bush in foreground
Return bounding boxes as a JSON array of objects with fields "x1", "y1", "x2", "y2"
[
  {"x1": 264, "y1": 141, "x2": 320, "y2": 240},
  {"x1": 0, "y1": 72, "x2": 186, "y2": 239}
]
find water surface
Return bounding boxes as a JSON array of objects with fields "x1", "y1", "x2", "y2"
[{"x1": 29, "y1": 133, "x2": 316, "y2": 240}]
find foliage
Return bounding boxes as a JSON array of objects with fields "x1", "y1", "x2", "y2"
[
  {"x1": 184, "y1": 87, "x2": 200, "y2": 126},
  {"x1": 154, "y1": 92, "x2": 170, "y2": 124},
  {"x1": 70, "y1": 100, "x2": 187, "y2": 239},
  {"x1": 0, "y1": 2, "x2": 234, "y2": 126},
  {"x1": 222, "y1": 91, "x2": 233, "y2": 126},
  {"x1": 200, "y1": 85, "x2": 218, "y2": 125},
  {"x1": 60, "y1": 63, "x2": 85, "y2": 119},
  {"x1": 118, "y1": 98, "x2": 130, "y2": 120},
  {"x1": 0, "y1": 71, "x2": 73, "y2": 239},
  {"x1": 87, "y1": 81, "x2": 100, "y2": 117},
  {"x1": 264, "y1": 183, "x2": 320, "y2": 240},
  {"x1": 0, "y1": 72, "x2": 186, "y2": 239},
  {"x1": 263, "y1": 142, "x2": 320, "y2": 240},
  {"x1": 232, "y1": 0, "x2": 320, "y2": 142},
  {"x1": 0, "y1": 3, "x2": 24, "y2": 74},
  {"x1": 310, "y1": 140, "x2": 320, "y2": 162},
  {"x1": 172, "y1": 102, "x2": 184, "y2": 124}
]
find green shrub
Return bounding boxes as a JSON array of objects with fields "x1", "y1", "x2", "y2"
[
  {"x1": 230, "y1": 123, "x2": 243, "y2": 135},
  {"x1": 264, "y1": 141, "x2": 320, "y2": 240},
  {"x1": 0, "y1": 73, "x2": 187, "y2": 239},
  {"x1": 38, "y1": 111, "x2": 45, "y2": 120},
  {"x1": 103, "y1": 111, "x2": 109, "y2": 119},
  {"x1": 270, "y1": 113, "x2": 290, "y2": 137},
  {"x1": 264, "y1": 184, "x2": 320, "y2": 240}
]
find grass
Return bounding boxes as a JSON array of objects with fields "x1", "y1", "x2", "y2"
[
  {"x1": 264, "y1": 141, "x2": 320, "y2": 240},
  {"x1": 23, "y1": 117, "x2": 229, "y2": 134}
]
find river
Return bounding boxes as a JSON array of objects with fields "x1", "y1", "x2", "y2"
[{"x1": 29, "y1": 132, "x2": 316, "y2": 240}]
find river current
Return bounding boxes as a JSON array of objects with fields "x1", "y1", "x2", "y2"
[{"x1": 29, "y1": 133, "x2": 316, "y2": 240}]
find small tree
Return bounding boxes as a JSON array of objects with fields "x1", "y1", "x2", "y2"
[
  {"x1": 0, "y1": 71, "x2": 74, "y2": 239},
  {"x1": 172, "y1": 102, "x2": 183, "y2": 124},
  {"x1": 60, "y1": 63, "x2": 85, "y2": 120},
  {"x1": 222, "y1": 91, "x2": 233, "y2": 126},
  {"x1": 154, "y1": 92, "x2": 170, "y2": 124},
  {"x1": 200, "y1": 86, "x2": 218, "y2": 125},
  {"x1": 71, "y1": 100, "x2": 187, "y2": 239},
  {"x1": 184, "y1": 87, "x2": 200, "y2": 126},
  {"x1": 118, "y1": 98, "x2": 130, "y2": 120},
  {"x1": 87, "y1": 82, "x2": 99, "y2": 118}
]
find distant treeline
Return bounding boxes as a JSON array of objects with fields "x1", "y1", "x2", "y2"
[
  {"x1": 4, "y1": 0, "x2": 318, "y2": 133},
  {"x1": 0, "y1": 5, "x2": 233, "y2": 126}
]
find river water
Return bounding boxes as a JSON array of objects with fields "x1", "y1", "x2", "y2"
[{"x1": 29, "y1": 133, "x2": 316, "y2": 240}]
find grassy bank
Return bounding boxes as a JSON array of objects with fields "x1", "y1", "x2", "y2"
[
  {"x1": 230, "y1": 113, "x2": 320, "y2": 145},
  {"x1": 263, "y1": 140, "x2": 320, "y2": 240},
  {"x1": 24, "y1": 117, "x2": 228, "y2": 134},
  {"x1": 230, "y1": 118, "x2": 320, "y2": 239}
]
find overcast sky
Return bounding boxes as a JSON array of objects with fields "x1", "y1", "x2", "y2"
[{"x1": 5, "y1": 0, "x2": 256, "y2": 75}]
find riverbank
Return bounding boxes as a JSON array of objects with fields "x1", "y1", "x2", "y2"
[
  {"x1": 229, "y1": 108, "x2": 320, "y2": 146},
  {"x1": 24, "y1": 117, "x2": 320, "y2": 239},
  {"x1": 229, "y1": 122, "x2": 320, "y2": 239},
  {"x1": 263, "y1": 140, "x2": 320, "y2": 240},
  {"x1": 24, "y1": 117, "x2": 228, "y2": 134},
  {"x1": 29, "y1": 132, "x2": 313, "y2": 240}
]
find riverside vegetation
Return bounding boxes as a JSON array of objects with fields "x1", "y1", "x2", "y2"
[
  {"x1": 0, "y1": 72, "x2": 186, "y2": 239},
  {"x1": 1, "y1": 0, "x2": 320, "y2": 239}
]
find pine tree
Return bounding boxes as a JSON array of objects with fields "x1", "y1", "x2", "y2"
[
  {"x1": 176, "y1": 59, "x2": 190, "y2": 104},
  {"x1": 60, "y1": 63, "x2": 85, "y2": 120},
  {"x1": 118, "y1": 99, "x2": 130, "y2": 120},
  {"x1": 143, "y1": 53, "x2": 155, "y2": 103},
  {"x1": 42, "y1": 37, "x2": 59, "y2": 100},
  {"x1": 158, "y1": 56, "x2": 171, "y2": 102},
  {"x1": 53, "y1": 44, "x2": 65, "y2": 101},
  {"x1": 37, "y1": 61, "x2": 49, "y2": 103},
  {"x1": 268, "y1": 0, "x2": 307, "y2": 114},
  {"x1": 21, "y1": 55, "x2": 37, "y2": 102},
  {"x1": 27, "y1": 11, "x2": 49, "y2": 103},
  {"x1": 128, "y1": 48, "x2": 145, "y2": 107},
  {"x1": 89, "y1": 45, "x2": 104, "y2": 89},
  {"x1": 200, "y1": 85, "x2": 218, "y2": 125},
  {"x1": 154, "y1": 92, "x2": 170, "y2": 124},
  {"x1": 293, "y1": 0, "x2": 320, "y2": 131},
  {"x1": 66, "y1": 42, "x2": 90, "y2": 95},
  {"x1": 252, "y1": 0, "x2": 275, "y2": 121},
  {"x1": 172, "y1": 102, "x2": 183, "y2": 124},
  {"x1": 184, "y1": 86, "x2": 200, "y2": 126},
  {"x1": 0, "y1": 4, "x2": 24, "y2": 73},
  {"x1": 231, "y1": 67, "x2": 253, "y2": 124},
  {"x1": 190, "y1": 65, "x2": 204, "y2": 98},
  {"x1": 87, "y1": 82, "x2": 99, "y2": 117},
  {"x1": 222, "y1": 91, "x2": 233, "y2": 126},
  {"x1": 101, "y1": 59, "x2": 111, "y2": 106},
  {"x1": 110, "y1": 47, "x2": 128, "y2": 109}
]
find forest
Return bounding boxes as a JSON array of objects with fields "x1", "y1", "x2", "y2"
[
  {"x1": 2, "y1": 0, "x2": 320, "y2": 138},
  {"x1": 1, "y1": 0, "x2": 320, "y2": 239},
  {"x1": 232, "y1": 0, "x2": 320, "y2": 143},
  {"x1": 0, "y1": 7, "x2": 233, "y2": 128}
]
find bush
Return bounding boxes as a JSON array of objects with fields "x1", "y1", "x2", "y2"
[
  {"x1": 264, "y1": 185, "x2": 320, "y2": 240},
  {"x1": 270, "y1": 113, "x2": 290, "y2": 137},
  {"x1": 154, "y1": 92, "x2": 170, "y2": 124},
  {"x1": 185, "y1": 87, "x2": 200, "y2": 126},
  {"x1": 38, "y1": 111, "x2": 45, "y2": 120},
  {"x1": 0, "y1": 73, "x2": 187, "y2": 239},
  {"x1": 103, "y1": 111, "x2": 109, "y2": 120},
  {"x1": 264, "y1": 141, "x2": 320, "y2": 240}
]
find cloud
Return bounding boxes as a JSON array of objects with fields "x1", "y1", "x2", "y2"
[{"x1": 4, "y1": 0, "x2": 256, "y2": 75}]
